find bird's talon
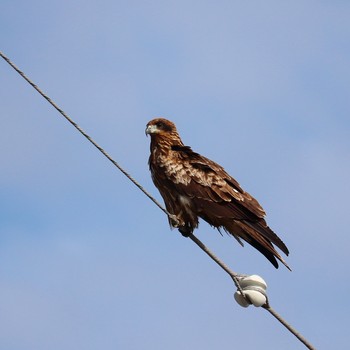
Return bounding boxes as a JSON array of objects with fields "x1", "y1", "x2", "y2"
[{"x1": 168, "y1": 214, "x2": 181, "y2": 227}]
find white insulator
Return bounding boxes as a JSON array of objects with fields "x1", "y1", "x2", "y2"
[
  {"x1": 234, "y1": 291, "x2": 250, "y2": 307},
  {"x1": 239, "y1": 275, "x2": 267, "y2": 290},
  {"x1": 234, "y1": 274, "x2": 268, "y2": 308}
]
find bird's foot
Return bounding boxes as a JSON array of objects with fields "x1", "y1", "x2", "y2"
[
  {"x1": 168, "y1": 214, "x2": 184, "y2": 228},
  {"x1": 168, "y1": 214, "x2": 192, "y2": 237}
]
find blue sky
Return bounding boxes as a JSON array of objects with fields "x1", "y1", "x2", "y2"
[{"x1": 1, "y1": 1, "x2": 349, "y2": 349}]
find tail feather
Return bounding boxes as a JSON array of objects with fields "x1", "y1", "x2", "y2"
[
  {"x1": 224, "y1": 220, "x2": 291, "y2": 270},
  {"x1": 243, "y1": 219, "x2": 290, "y2": 256}
]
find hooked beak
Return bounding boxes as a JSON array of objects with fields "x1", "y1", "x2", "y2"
[{"x1": 145, "y1": 124, "x2": 158, "y2": 136}]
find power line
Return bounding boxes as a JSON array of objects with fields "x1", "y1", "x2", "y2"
[{"x1": 0, "y1": 51, "x2": 316, "y2": 350}]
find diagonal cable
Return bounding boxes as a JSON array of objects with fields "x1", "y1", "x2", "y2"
[
  {"x1": 0, "y1": 51, "x2": 316, "y2": 350},
  {"x1": 0, "y1": 52, "x2": 167, "y2": 217}
]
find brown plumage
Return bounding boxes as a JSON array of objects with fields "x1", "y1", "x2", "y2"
[{"x1": 146, "y1": 118, "x2": 290, "y2": 269}]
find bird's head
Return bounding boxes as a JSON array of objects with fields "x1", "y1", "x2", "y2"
[
  {"x1": 146, "y1": 118, "x2": 177, "y2": 135},
  {"x1": 145, "y1": 118, "x2": 177, "y2": 136},
  {"x1": 146, "y1": 118, "x2": 183, "y2": 148}
]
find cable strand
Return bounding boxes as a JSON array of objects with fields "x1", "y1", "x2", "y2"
[
  {"x1": 0, "y1": 52, "x2": 168, "y2": 216},
  {"x1": 263, "y1": 305, "x2": 316, "y2": 350},
  {"x1": 0, "y1": 50, "x2": 315, "y2": 350}
]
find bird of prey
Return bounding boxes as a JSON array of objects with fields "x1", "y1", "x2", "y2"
[{"x1": 145, "y1": 118, "x2": 290, "y2": 269}]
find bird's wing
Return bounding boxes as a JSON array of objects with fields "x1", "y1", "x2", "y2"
[
  {"x1": 169, "y1": 145, "x2": 266, "y2": 220},
  {"x1": 169, "y1": 145, "x2": 289, "y2": 259}
]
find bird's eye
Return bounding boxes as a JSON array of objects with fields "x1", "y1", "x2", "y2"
[{"x1": 156, "y1": 122, "x2": 164, "y2": 128}]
